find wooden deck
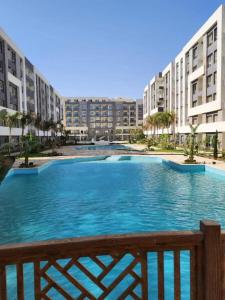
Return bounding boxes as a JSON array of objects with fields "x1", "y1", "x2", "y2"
[{"x1": 0, "y1": 220, "x2": 223, "y2": 299}]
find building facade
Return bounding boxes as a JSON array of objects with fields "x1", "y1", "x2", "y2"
[
  {"x1": 64, "y1": 97, "x2": 143, "y2": 141},
  {"x1": 0, "y1": 27, "x2": 143, "y2": 145},
  {"x1": 0, "y1": 27, "x2": 63, "y2": 146},
  {"x1": 143, "y1": 5, "x2": 225, "y2": 148}
]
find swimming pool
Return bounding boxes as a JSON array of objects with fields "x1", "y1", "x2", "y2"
[
  {"x1": 74, "y1": 144, "x2": 130, "y2": 150},
  {"x1": 1, "y1": 156, "x2": 225, "y2": 299}
]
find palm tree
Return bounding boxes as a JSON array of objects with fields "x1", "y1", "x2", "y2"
[
  {"x1": 57, "y1": 120, "x2": 65, "y2": 145},
  {"x1": 19, "y1": 112, "x2": 33, "y2": 137},
  {"x1": 0, "y1": 109, "x2": 20, "y2": 155},
  {"x1": 186, "y1": 124, "x2": 199, "y2": 163},
  {"x1": 154, "y1": 112, "x2": 163, "y2": 136},
  {"x1": 160, "y1": 112, "x2": 169, "y2": 134},
  {"x1": 34, "y1": 114, "x2": 42, "y2": 139},
  {"x1": 49, "y1": 120, "x2": 58, "y2": 137},
  {"x1": 48, "y1": 120, "x2": 58, "y2": 153},
  {"x1": 163, "y1": 112, "x2": 171, "y2": 134},
  {"x1": 168, "y1": 111, "x2": 176, "y2": 144},
  {"x1": 17, "y1": 112, "x2": 33, "y2": 155},
  {"x1": 145, "y1": 115, "x2": 156, "y2": 136},
  {"x1": 42, "y1": 120, "x2": 51, "y2": 139},
  {"x1": 64, "y1": 130, "x2": 71, "y2": 145},
  {"x1": 0, "y1": 109, "x2": 7, "y2": 126}
]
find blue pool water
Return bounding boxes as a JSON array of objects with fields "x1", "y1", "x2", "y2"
[
  {"x1": 1, "y1": 156, "x2": 225, "y2": 299},
  {"x1": 74, "y1": 144, "x2": 130, "y2": 150}
]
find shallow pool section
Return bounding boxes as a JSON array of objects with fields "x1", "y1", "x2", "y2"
[{"x1": 1, "y1": 156, "x2": 225, "y2": 299}]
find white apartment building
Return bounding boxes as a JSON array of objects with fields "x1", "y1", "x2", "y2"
[
  {"x1": 143, "y1": 5, "x2": 225, "y2": 148},
  {"x1": 0, "y1": 27, "x2": 63, "y2": 146}
]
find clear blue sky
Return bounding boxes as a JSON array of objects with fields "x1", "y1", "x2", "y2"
[{"x1": 0, "y1": 0, "x2": 223, "y2": 98}]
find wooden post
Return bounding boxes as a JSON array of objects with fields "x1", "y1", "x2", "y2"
[{"x1": 200, "y1": 220, "x2": 222, "y2": 300}]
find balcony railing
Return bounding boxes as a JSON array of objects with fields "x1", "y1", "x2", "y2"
[{"x1": 0, "y1": 220, "x2": 223, "y2": 299}]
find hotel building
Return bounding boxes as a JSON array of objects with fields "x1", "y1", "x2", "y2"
[
  {"x1": 64, "y1": 97, "x2": 143, "y2": 141},
  {"x1": 0, "y1": 27, "x2": 63, "y2": 146},
  {"x1": 143, "y1": 5, "x2": 225, "y2": 148}
]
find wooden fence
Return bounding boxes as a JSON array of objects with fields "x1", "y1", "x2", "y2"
[{"x1": 0, "y1": 220, "x2": 224, "y2": 299}]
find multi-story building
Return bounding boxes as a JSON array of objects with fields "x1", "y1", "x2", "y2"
[
  {"x1": 143, "y1": 5, "x2": 225, "y2": 148},
  {"x1": 0, "y1": 26, "x2": 143, "y2": 146},
  {"x1": 136, "y1": 99, "x2": 143, "y2": 127},
  {"x1": 0, "y1": 27, "x2": 63, "y2": 146},
  {"x1": 64, "y1": 97, "x2": 143, "y2": 141}
]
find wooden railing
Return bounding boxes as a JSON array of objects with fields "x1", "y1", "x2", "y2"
[{"x1": 0, "y1": 220, "x2": 223, "y2": 299}]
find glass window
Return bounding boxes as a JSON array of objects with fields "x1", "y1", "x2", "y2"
[
  {"x1": 213, "y1": 72, "x2": 217, "y2": 85},
  {"x1": 206, "y1": 95, "x2": 212, "y2": 103},
  {"x1": 192, "y1": 65, "x2": 197, "y2": 72},
  {"x1": 0, "y1": 61, "x2": 3, "y2": 73},
  {"x1": 206, "y1": 114, "x2": 212, "y2": 123},
  {"x1": 207, "y1": 31, "x2": 213, "y2": 46},
  {"x1": 192, "y1": 82, "x2": 197, "y2": 95},
  {"x1": 213, "y1": 113, "x2": 218, "y2": 122},
  {"x1": 214, "y1": 27, "x2": 217, "y2": 41},
  {"x1": 207, "y1": 75, "x2": 212, "y2": 87},
  {"x1": 207, "y1": 54, "x2": 213, "y2": 68},
  {"x1": 0, "y1": 80, "x2": 4, "y2": 92},
  {"x1": 192, "y1": 116, "x2": 198, "y2": 124},
  {"x1": 193, "y1": 46, "x2": 198, "y2": 59},
  {"x1": 214, "y1": 50, "x2": 217, "y2": 64},
  {"x1": 206, "y1": 112, "x2": 218, "y2": 123}
]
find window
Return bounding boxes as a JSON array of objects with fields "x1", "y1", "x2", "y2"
[
  {"x1": 0, "y1": 61, "x2": 3, "y2": 73},
  {"x1": 213, "y1": 93, "x2": 216, "y2": 101},
  {"x1": 206, "y1": 112, "x2": 218, "y2": 123},
  {"x1": 192, "y1": 82, "x2": 197, "y2": 95},
  {"x1": 9, "y1": 83, "x2": 17, "y2": 97},
  {"x1": 206, "y1": 114, "x2": 212, "y2": 123},
  {"x1": 11, "y1": 51, "x2": 16, "y2": 63},
  {"x1": 207, "y1": 54, "x2": 213, "y2": 68},
  {"x1": 176, "y1": 63, "x2": 179, "y2": 78},
  {"x1": 0, "y1": 80, "x2": 4, "y2": 92},
  {"x1": 206, "y1": 95, "x2": 212, "y2": 103},
  {"x1": 214, "y1": 27, "x2": 217, "y2": 41},
  {"x1": 193, "y1": 45, "x2": 198, "y2": 59},
  {"x1": 192, "y1": 116, "x2": 198, "y2": 125},
  {"x1": 0, "y1": 42, "x2": 3, "y2": 53},
  {"x1": 214, "y1": 50, "x2": 217, "y2": 64},
  {"x1": 207, "y1": 31, "x2": 213, "y2": 46},
  {"x1": 213, "y1": 113, "x2": 218, "y2": 122},
  {"x1": 207, "y1": 75, "x2": 212, "y2": 87},
  {"x1": 213, "y1": 72, "x2": 217, "y2": 85},
  {"x1": 192, "y1": 65, "x2": 197, "y2": 72},
  {"x1": 192, "y1": 101, "x2": 197, "y2": 107}
]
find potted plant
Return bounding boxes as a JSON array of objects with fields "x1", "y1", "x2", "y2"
[{"x1": 20, "y1": 133, "x2": 36, "y2": 168}]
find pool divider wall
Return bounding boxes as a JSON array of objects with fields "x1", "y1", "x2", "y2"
[
  {"x1": 4, "y1": 156, "x2": 108, "y2": 179},
  {"x1": 162, "y1": 160, "x2": 205, "y2": 173}
]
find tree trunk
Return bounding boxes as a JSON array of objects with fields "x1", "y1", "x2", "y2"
[
  {"x1": 25, "y1": 154, "x2": 29, "y2": 168},
  {"x1": 8, "y1": 128, "x2": 12, "y2": 156}
]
